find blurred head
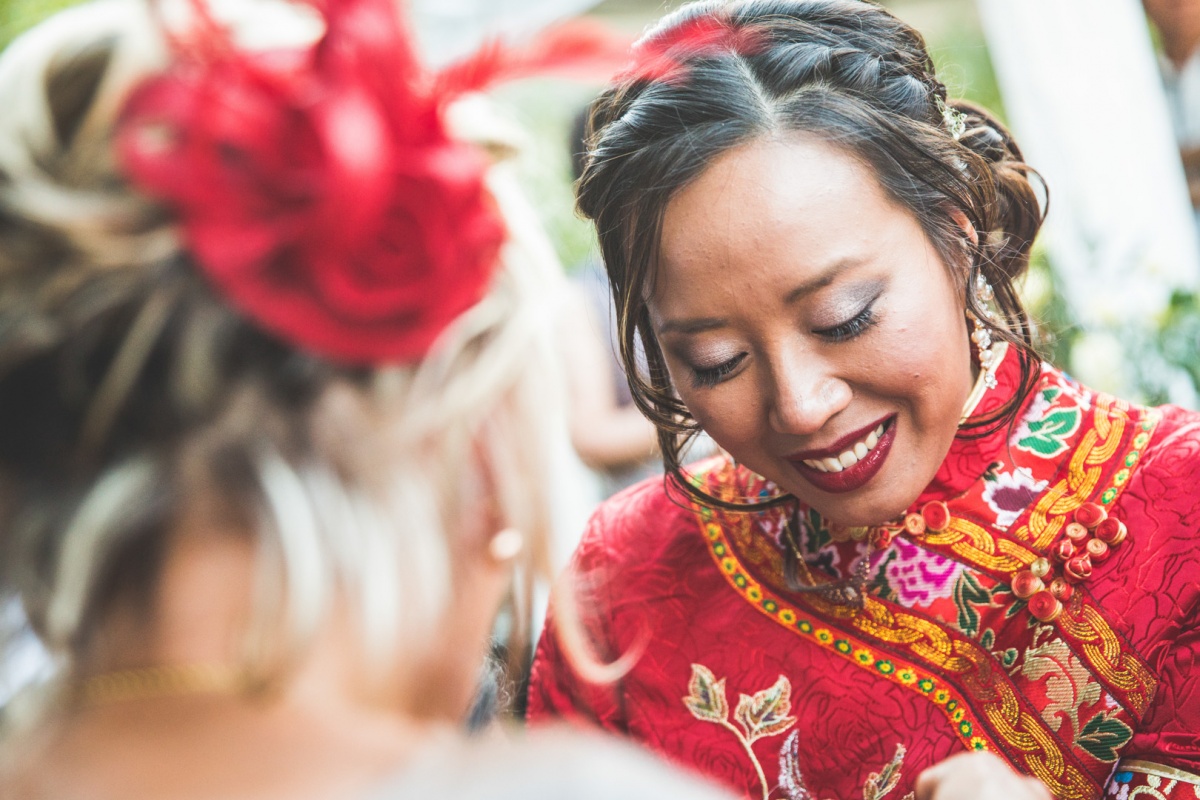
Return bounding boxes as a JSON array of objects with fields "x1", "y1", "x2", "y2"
[
  {"x1": 578, "y1": 0, "x2": 1044, "y2": 523},
  {"x1": 0, "y1": 0, "x2": 562, "y2": 720}
]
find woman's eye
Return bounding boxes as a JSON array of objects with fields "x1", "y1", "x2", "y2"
[
  {"x1": 691, "y1": 354, "x2": 746, "y2": 388},
  {"x1": 814, "y1": 304, "x2": 878, "y2": 342}
]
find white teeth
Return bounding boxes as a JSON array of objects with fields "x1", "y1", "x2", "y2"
[{"x1": 799, "y1": 421, "x2": 889, "y2": 474}]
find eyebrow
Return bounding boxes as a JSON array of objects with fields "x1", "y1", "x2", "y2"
[{"x1": 657, "y1": 257, "x2": 864, "y2": 336}]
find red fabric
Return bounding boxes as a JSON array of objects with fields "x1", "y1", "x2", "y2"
[{"x1": 528, "y1": 350, "x2": 1200, "y2": 800}]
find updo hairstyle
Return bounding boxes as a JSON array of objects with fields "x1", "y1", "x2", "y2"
[
  {"x1": 577, "y1": 0, "x2": 1045, "y2": 506},
  {"x1": 0, "y1": 0, "x2": 562, "y2": 705}
]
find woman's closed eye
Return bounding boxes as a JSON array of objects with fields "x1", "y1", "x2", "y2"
[
  {"x1": 813, "y1": 302, "x2": 878, "y2": 342},
  {"x1": 691, "y1": 353, "x2": 746, "y2": 388}
]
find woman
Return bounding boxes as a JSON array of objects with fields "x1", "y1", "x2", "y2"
[
  {"x1": 0, "y1": 1, "x2": 735, "y2": 797},
  {"x1": 528, "y1": 2, "x2": 1200, "y2": 799}
]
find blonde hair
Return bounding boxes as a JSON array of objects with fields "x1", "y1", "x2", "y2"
[{"x1": 0, "y1": 0, "x2": 565, "y2": 710}]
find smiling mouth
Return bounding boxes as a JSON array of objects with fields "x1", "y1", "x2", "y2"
[
  {"x1": 785, "y1": 416, "x2": 897, "y2": 494},
  {"x1": 799, "y1": 421, "x2": 887, "y2": 473}
]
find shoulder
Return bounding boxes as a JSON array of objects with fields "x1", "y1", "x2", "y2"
[
  {"x1": 1137, "y1": 403, "x2": 1200, "y2": 482},
  {"x1": 573, "y1": 463, "x2": 712, "y2": 572}
]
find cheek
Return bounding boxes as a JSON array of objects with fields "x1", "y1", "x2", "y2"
[{"x1": 678, "y1": 380, "x2": 766, "y2": 457}]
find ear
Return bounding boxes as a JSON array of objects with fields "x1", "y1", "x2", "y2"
[{"x1": 948, "y1": 208, "x2": 979, "y2": 246}]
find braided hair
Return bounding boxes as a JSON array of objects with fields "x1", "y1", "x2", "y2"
[{"x1": 577, "y1": 0, "x2": 1045, "y2": 508}]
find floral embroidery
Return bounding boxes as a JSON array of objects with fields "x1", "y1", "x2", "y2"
[
  {"x1": 683, "y1": 664, "x2": 797, "y2": 800},
  {"x1": 779, "y1": 734, "x2": 914, "y2": 800},
  {"x1": 696, "y1": 508, "x2": 992, "y2": 754},
  {"x1": 1013, "y1": 387, "x2": 1083, "y2": 458},
  {"x1": 981, "y1": 468, "x2": 1049, "y2": 529},
  {"x1": 882, "y1": 539, "x2": 964, "y2": 605},
  {"x1": 1107, "y1": 761, "x2": 1200, "y2": 799},
  {"x1": 1017, "y1": 626, "x2": 1102, "y2": 739}
]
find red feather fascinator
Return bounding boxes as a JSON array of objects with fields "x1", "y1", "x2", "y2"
[{"x1": 118, "y1": 0, "x2": 631, "y2": 364}]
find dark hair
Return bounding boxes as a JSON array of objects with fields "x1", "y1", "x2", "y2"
[{"x1": 576, "y1": 0, "x2": 1045, "y2": 510}]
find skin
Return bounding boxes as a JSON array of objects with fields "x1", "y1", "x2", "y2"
[
  {"x1": 652, "y1": 134, "x2": 975, "y2": 527},
  {"x1": 1, "y1": 476, "x2": 516, "y2": 799}
]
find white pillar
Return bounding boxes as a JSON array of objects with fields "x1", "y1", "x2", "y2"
[{"x1": 977, "y1": 0, "x2": 1200, "y2": 402}]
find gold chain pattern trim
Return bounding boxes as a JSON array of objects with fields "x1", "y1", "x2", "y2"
[
  {"x1": 696, "y1": 505, "x2": 1103, "y2": 799},
  {"x1": 701, "y1": 509, "x2": 991, "y2": 753}
]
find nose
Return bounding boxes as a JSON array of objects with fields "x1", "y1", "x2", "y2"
[{"x1": 765, "y1": 351, "x2": 852, "y2": 436}]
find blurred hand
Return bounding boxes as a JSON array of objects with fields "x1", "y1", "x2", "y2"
[{"x1": 915, "y1": 752, "x2": 1052, "y2": 800}]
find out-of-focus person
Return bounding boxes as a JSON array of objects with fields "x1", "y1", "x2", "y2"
[
  {"x1": 561, "y1": 108, "x2": 661, "y2": 497},
  {"x1": 1145, "y1": 0, "x2": 1200, "y2": 206},
  {"x1": 0, "y1": 1, "x2": 736, "y2": 798}
]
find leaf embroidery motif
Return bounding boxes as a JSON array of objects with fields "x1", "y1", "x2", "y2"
[
  {"x1": 781, "y1": 738, "x2": 914, "y2": 800},
  {"x1": 1016, "y1": 407, "x2": 1081, "y2": 458},
  {"x1": 682, "y1": 665, "x2": 794, "y2": 800},
  {"x1": 863, "y1": 744, "x2": 909, "y2": 800},
  {"x1": 734, "y1": 675, "x2": 798, "y2": 743},
  {"x1": 1074, "y1": 709, "x2": 1133, "y2": 763},
  {"x1": 684, "y1": 663, "x2": 729, "y2": 723},
  {"x1": 1019, "y1": 633, "x2": 1101, "y2": 737},
  {"x1": 779, "y1": 730, "x2": 813, "y2": 800},
  {"x1": 952, "y1": 571, "x2": 992, "y2": 639}
]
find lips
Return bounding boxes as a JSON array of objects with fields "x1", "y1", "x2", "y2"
[{"x1": 785, "y1": 415, "x2": 897, "y2": 494}]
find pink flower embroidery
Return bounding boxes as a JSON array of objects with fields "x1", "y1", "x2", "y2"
[
  {"x1": 884, "y1": 539, "x2": 964, "y2": 606},
  {"x1": 982, "y1": 468, "x2": 1049, "y2": 529}
]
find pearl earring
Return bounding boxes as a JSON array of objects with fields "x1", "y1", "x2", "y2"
[
  {"x1": 970, "y1": 273, "x2": 999, "y2": 390},
  {"x1": 488, "y1": 528, "x2": 524, "y2": 563}
]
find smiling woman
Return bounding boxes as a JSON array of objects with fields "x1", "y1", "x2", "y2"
[
  {"x1": 527, "y1": 2, "x2": 1200, "y2": 800},
  {"x1": 653, "y1": 135, "x2": 973, "y2": 526}
]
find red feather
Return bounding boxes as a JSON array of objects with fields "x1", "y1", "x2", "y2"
[
  {"x1": 620, "y1": 15, "x2": 769, "y2": 83},
  {"x1": 435, "y1": 18, "x2": 636, "y2": 98}
]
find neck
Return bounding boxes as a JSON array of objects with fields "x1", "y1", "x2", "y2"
[{"x1": 82, "y1": 524, "x2": 379, "y2": 720}]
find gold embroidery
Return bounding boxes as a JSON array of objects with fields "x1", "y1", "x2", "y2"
[
  {"x1": 683, "y1": 664, "x2": 797, "y2": 800},
  {"x1": 1057, "y1": 598, "x2": 1156, "y2": 715},
  {"x1": 1018, "y1": 625, "x2": 1102, "y2": 738},
  {"x1": 1017, "y1": 398, "x2": 1139, "y2": 551},
  {"x1": 694, "y1": 382, "x2": 1164, "y2": 798},
  {"x1": 1121, "y1": 760, "x2": 1200, "y2": 787}
]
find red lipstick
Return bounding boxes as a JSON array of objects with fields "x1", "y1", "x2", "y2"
[{"x1": 785, "y1": 415, "x2": 896, "y2": 494}]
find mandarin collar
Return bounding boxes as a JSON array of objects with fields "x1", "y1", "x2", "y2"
[{"x1": 913, "y1": 342, "x2": 1024, "y2": 507}]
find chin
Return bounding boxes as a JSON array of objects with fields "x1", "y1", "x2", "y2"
[{"x1": 793, "y1": 482, "x2": 918, "y2": 528}]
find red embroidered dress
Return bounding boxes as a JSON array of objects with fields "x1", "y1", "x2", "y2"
[{"x1": 528, "y1": 347, "x2": 1200, "y2": 800}]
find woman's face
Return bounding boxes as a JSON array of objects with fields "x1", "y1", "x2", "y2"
[{"x1": 651, "y1": 136, "x2": 975, "y2": 526}]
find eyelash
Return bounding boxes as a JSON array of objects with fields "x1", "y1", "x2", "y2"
[
  {"x1": 691, "y1": 354, "x2": 746, "y2": 389},
  {"x1": 688, "y1": 302, "x2": 879, "y2": 388},
  {"x1": 815, "y1": 303, "x2": 878, "y2": 343}
]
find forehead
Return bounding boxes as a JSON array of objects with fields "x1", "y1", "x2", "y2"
[{"x1": 654, "y1": 135, "x2": 913, "y2": 304}]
